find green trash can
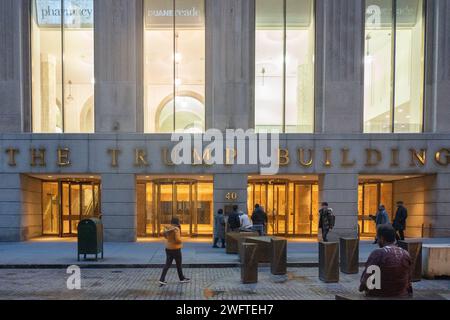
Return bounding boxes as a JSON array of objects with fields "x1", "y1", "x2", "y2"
[{"x1": 78, "y1": 218, "x2": 104, "y2": 261}]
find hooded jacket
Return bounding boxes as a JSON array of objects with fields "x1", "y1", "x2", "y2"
[{"x1": 163, "y1": 225, "x2": 183, "y2": 250}]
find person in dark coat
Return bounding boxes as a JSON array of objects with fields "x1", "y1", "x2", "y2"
[
  {"x1": 319, "y1": 202, "x2": 335, "y2": 242},
  {"x1": 213, "y1": 209, "x2": 226, "y2": 248},
  {"x1": 393, "y1": 201, "x2": 408, "y2": 241},
  {"x1": 228, "y1": 205, "x2": 241, "y2": 232},
  {"x1": 370, "y1": 204, "x2": 391, "y2": 244},
  {"x1": 251, "y1": 204, "x2": 268, "y2": 236}
]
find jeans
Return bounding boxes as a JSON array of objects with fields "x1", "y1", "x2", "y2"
[
  {"x1": 214, "y1": 237, "x2": 225, "y2": 248},
  {"x1": 322, "y1": 228, "x2": 330, "y2": 242},
  {"x1": 160, "y1": 249, "x2": 185, "y2": 282},
  {"x1": 252, "y1": 224, "x2": 265, "y2": 236}
]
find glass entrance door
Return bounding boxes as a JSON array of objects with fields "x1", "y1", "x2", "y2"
[
  {"x1": 142, "y1": 179, "x2": 214, "y2": 238},
  {"x1": 358, "y1": 182, "x2": 393, "y2": 236},
  {"x1": 248, "y1": 181, "x2": 289, "y2": 236},
  {"x1": 60, "y1": 182, "x2": 100, "y2": 237},
  {"x1": 248, "y1": 180, "x2": 318, "y2": 237},
  {"x1": 154, "y1": 181, "x2": 195, "y2": 237}
]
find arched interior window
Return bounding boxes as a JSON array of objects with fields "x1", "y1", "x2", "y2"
[
  {"x1": 157, "y1": 95, "x2": 205, "y2": 133},
  {"x1": 144, "y1": 0, "x2": 206, "y2": 133}
]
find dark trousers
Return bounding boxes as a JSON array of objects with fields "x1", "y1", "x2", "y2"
[
  {"x1": 395, "y1": 228, "x2": 405, "y2": 241},
  {"x1": 322, "y1": 228, "x2": 330, "y2": 242},
  {"x1": 160, "y1": 249, "x2": 185, "y2": 282},
  {"x1": 214, "y1": 237, "x2": 225, "y2": 248}
]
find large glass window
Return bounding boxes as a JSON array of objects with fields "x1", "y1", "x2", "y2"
[
  {"x1": 364, "y1": 0, "x2": 425, "y2": 133},
  {"x1": 255, "y1": 0, "x2": 315, "y2": 133},
  {"x1": 31, "y1": 0, "x2": 94, "y2": 133},
  {"x1": 144, "y1": 0, "x2": 205, "y2": 133}
]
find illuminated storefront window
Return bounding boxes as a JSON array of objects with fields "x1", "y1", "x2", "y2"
[
  {"x1": 364, "y1": 0, "x2": 425, "y2": 133},
  {"x1": 144, "y1": 0, "x2": 206, "y2": 133},
  {"x1": 255, "y1": 0, "x2": 315, "y2": 133},
  {"x1": 31, "y1": 0, "x2": 95, "y2": 133}
]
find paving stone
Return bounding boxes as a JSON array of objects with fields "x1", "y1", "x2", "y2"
[{"x1": 0, "y1": 267, "x2": 448, "y2": 300}]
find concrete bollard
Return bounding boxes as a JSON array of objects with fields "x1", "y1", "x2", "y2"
[
  {"x1": 340, "y1": 238, "x2": 359, "y2": 274},
  {"x1": 241, "y1": 243, "x2": 258, "y2": 284},
  {"x1": 398, "y1": 240, "x2": 423, "y2": 282},
  {"x1": 319, "y1": 242, "x2": 339, "y2": 283},
  {"x1": 271, "y1": 238, "x2": 287, "y2": 275}
]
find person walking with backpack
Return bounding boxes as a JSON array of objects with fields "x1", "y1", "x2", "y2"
[
  {"x1": 393, "y1": 201, "x2": 408, "y2": 241},
  {"x1": 228, "y1": 205, "x2": 241, "y2": 232},
  {"x1": 159, "y1": 217, "x2": 190, "y2": 287},
  {"x1": 319, "y1": 202, "x2": 335, "y2": 242}
]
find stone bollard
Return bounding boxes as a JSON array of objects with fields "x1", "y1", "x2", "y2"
[
  {"x1": 241, "y1": 243, "x2": 258, "y2": 284},
  {"x1": 340, "y1": 238, "x2": 359, "y2": 274},
  {"x1": 319, "y1": 242, "x2": 339, "y2": 283},
  {"x1": 398, "y1": 240, "x2": 423, "y2": 282},
  {"x1": 271, "y1": 238, "x2": 287, "y2": 275},
  {"x1": 422, "y1": 245, "x2": 450, "y2": 279}
]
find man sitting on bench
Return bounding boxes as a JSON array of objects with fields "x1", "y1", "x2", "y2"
[{"x1": 359, "y1": 224, "x2": 413, "y2": 298}]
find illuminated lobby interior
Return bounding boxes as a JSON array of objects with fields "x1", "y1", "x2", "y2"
[{"x1": 34, "y1": 174, "x2": 433, "y2": 241}]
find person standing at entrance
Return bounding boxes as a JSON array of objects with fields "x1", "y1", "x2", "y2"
[
  {"x1": 228, "y1": 205, "x2": 241, "y2": 232},
  {"x1": 251, "y1": 204, "x2": 268, "y2": 236},
  {"x1": 319, "y1": 202, "x2": 335, "y2": 242},
  {"x1": 239, "y1": 211, "x2": 253, "y2": 232},
  {"x1": 370, "y1": 204, "x2": 390, "y2": 244},
  {"x1": 159, "y1": 217, "x2": 190, "y2": 287},
  {"x1": 213, "y1": 209, "x2": 226, "y2": 248},
  {"x1": 393, "y1": 201, "x2": 408, "y2": 241}
]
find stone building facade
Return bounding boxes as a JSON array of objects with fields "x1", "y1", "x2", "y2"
[{"x1": 0, "y1": 0, "x2": 449, "y2": 242}]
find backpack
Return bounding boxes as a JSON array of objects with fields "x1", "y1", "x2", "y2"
[
  {"x1": 228, "y1": 213, "x2": 241, "y2": 229},
  {"x1": 328, "y1": 209, "x2": 336, "y2": 228}
]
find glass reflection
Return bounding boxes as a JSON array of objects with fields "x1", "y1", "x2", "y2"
[
  {"x1": 31, "y1": 0, "x2": 94, "y2": 133},
  {"x1": 144, "y1": 0, "x2": 205, "y2": 133},
  {"x1": 364, "y1": 0, "x2": 425, "y2": 133},
  {"x1": 255, "y1": 0, "x2": 315, "y2": 133}
]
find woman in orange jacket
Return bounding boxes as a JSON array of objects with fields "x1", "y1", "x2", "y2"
[{"x1": 159, "y1": 217, "x2": 190, "y2": 286}]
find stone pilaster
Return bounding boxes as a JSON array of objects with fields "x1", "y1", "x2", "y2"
[
  {"x1": 101, "y1": 174, "x2": 137, "y2": 242},
  {"x1": 428, "y1": 173, "x2": 450, "y2": 237},
  {"x1": 205, "y1": 0, "x2": 255, "y2": 131},
  {"x1": 0, "y1": 174, "x2": 22, "y2": 241},
  {"x1": 213, "y1": 174, "x2": 248, "y2": 215},
  {"x1": 318, "y1": 173, "x2": 359, "y2": 240},
  {"x1": 0, "y1": 0, "x2": 30, "y2": 133},
  {"x1": 94, "y1": 0, "x2": 143, "y2": 133},
  {"x1": 424, "y1": 0, "x2": 450, "y2": 133},
  {"x1": 315, "y1": 0, "x2": 364, "y2": 133}
]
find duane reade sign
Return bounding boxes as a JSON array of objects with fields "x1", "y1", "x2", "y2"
[{"x1": 35, "y1": 0, "x2": 94, "y2": 28}]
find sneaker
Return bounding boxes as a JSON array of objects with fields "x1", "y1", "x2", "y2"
[
  {"x1": 159, "y1": 281, "x2": 168, "y2": 287},
  {"x1": 180, "y1": 278, "x2": 191, "y2": 283},
  {"x1": 212, "y1": 245, "x2": 219, "y2": 248}
]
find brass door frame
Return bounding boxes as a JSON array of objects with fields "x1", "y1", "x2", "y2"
[
  {"x1": 60, "y1": 181, "x2": 100, "y2": 237},
  {"x1": 248, "y1": 180, "x2": 289, "y2": 237},
  {"x1": 152, "y1": 179, "x2": 198, "y2": 237},
  {"x1": 292, "y1": 183, "x2": 315, "y2": 237}
]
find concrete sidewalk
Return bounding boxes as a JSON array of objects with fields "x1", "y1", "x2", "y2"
[{"x1": 0, "y1": 238, "x2": 449, "y2": 268}]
